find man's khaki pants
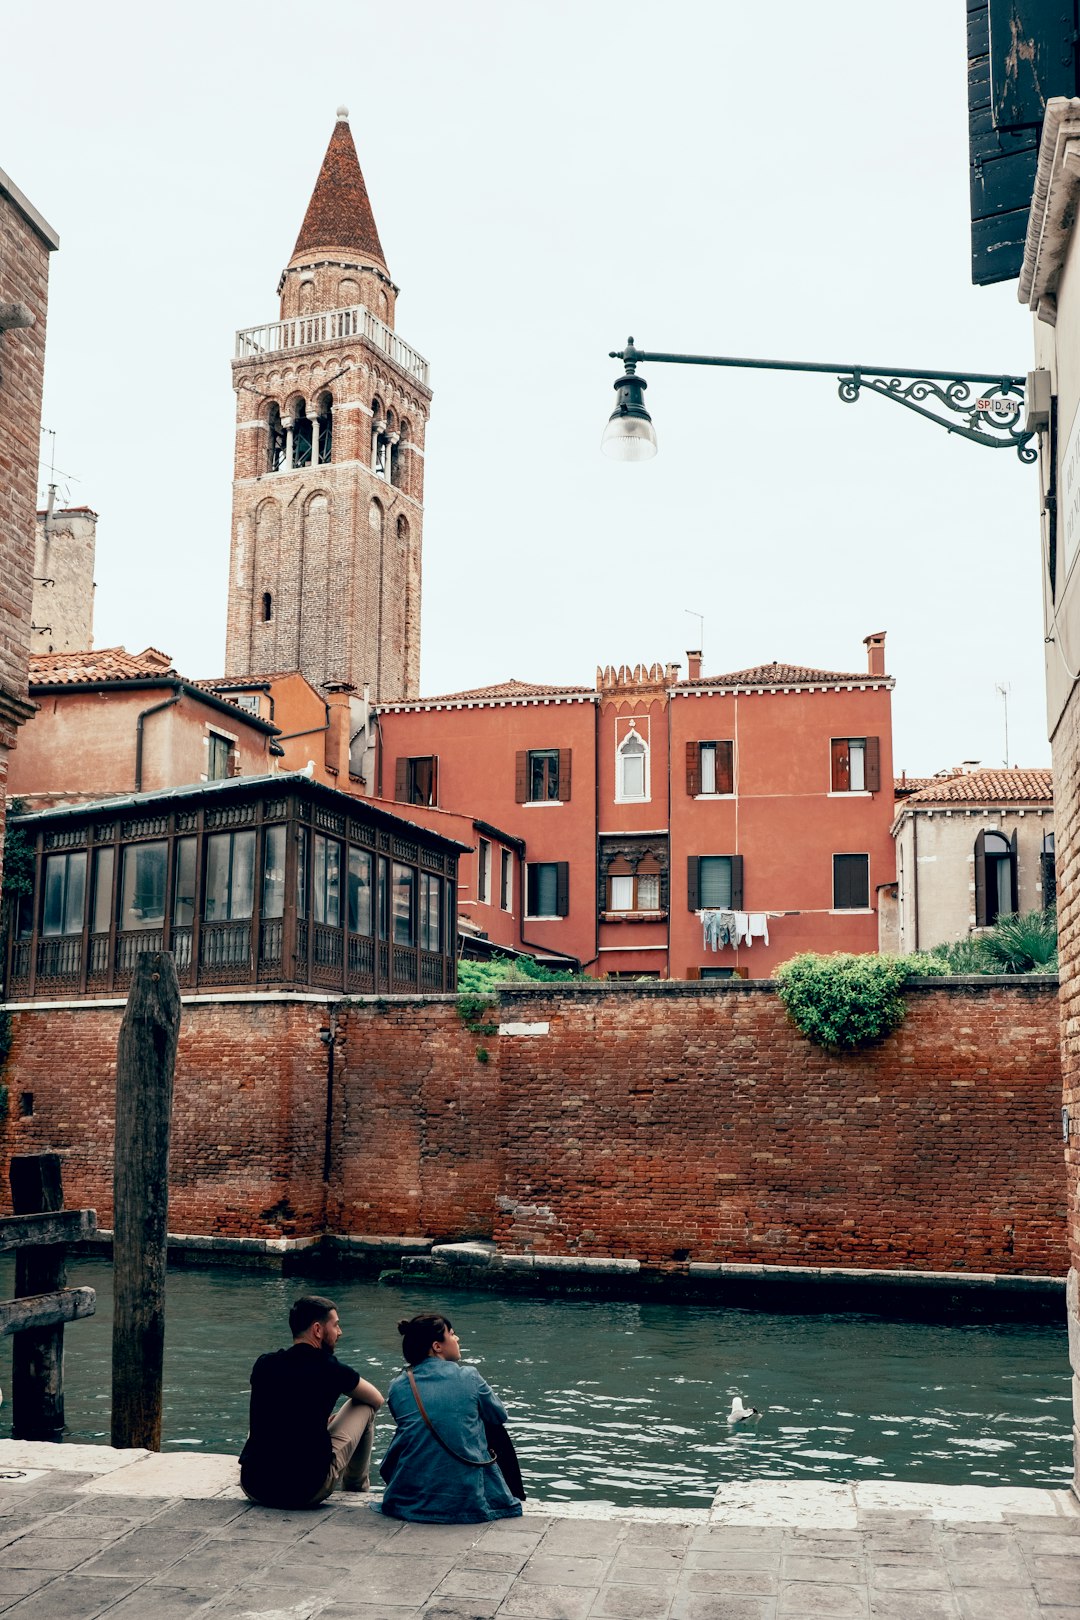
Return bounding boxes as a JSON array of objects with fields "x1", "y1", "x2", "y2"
[{"x1": 307, "y1": 1400, "x2": 376, "y2": 1505}]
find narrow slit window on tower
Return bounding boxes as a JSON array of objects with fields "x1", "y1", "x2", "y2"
[
  {"x1": 292, "y1": 399, "x2": 313, "y2": 468},
  {"x1": 317, "y1": 392, "x2": 333, "y2": 464},
  {"x1": 262, "y1": 591, "x2": 273, "y2": 622},
  {"x1": 267, "y1": 403, "x2": 285, "y2": 473}
]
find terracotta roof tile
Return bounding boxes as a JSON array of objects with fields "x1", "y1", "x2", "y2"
[
  {"x1": 678, "y1": 662, "x2": 886, "y2": 688},
  {"x1": 388, "y1": 678, "x2": 594, "y2": 707},
  {"x1": 291, "y1": 116, "x2": 386, "y2": 268},
  {"x1": 29, "y1": 646, "x2": 175, "y2": 685},
  {"x1": 902, "y1": 768, "x2": 1053, "y2": 807}
]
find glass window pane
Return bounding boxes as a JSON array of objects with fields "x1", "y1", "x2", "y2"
[
  {"x1": 62, "y1": 853, "x2": 86, "y2": 935},
  {"x1": 91, "y1": 848, "x2": 114, "y2": 939},
  {"x1": 42, "y1": 855, "x2": 67, "y2": 936},
  {"x1": 262, "y1": 825, "x2": 286, "y2": 920},
  {"x1": 537, "y1": 862, "x2": 558, "y2": 915},
  {"x1": 426, "y1": 875, "x2": 441, "y2": 951},
  {"x1": 849, "y1": 739, "x2": 866, "y2": 791},
  {"x1": 313, "y1": 835, "x2": 341, "y2": 926},
  {"x1": 392, "y1": 861, "x2": 415, "y2": 945},
  {"x1": 204, "y1": 834, "x2": 229, "y2": 921},
  {"x1": 621, "y1": 752, "x2": 645, "y2": 797},
  {"x1": 700, "y1": 745, "x2": 716, "y2": 795},
  {"x1": 348, "y1": 847, "x2": 372, "y2": 933},
  {"x1": 699, "y1": 857, "x2": 732, "y2": 909},
  {"x1": 231, "y1": 830, "x2": 256, "y2": 919},
  {"x1": 377, "y1": 857, "x2": 389, "y2": 941},
  {"x1": 610, "y1": 875, "x2": 634, "y2": 910},
  {"x1": 173, "y1": 838, "x2": 196, "y2": 926},
  {"x1": 122, "y1": 842, "x2": 167, "y2": 928},
  {"x1": 296, "y1": 827, "x2": 308, "y2": 919},
  {"x1": 638, "y1": 873, "x2": 660, "y2": 910}
]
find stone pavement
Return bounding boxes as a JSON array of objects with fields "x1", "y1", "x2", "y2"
[{"x1": 0, "y1": 1442, "x2": 1077, "y2": 1620}]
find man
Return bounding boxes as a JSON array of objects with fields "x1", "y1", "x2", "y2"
[{"x1": 239, "y1": 1295, "x2": 384, "y2": 1508}]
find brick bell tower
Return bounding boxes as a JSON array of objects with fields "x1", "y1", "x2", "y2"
[{"x1": 225, "y1": 107, "x2": 430, "y2": 702}]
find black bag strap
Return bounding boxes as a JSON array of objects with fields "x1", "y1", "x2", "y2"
[{"x1": 406, "y1": 1366, "x2": 497, "y2": 1468}]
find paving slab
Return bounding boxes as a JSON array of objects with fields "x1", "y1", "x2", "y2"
[{"x1": 0, "y1": 1441, "x2": 1075, "y2": 1620}]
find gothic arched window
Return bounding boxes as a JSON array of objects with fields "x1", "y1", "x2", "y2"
[
  {"x1": 262, "y1": 592, "x2": 273, "y2": 622},
  {"x1": 974, "y1": 828, "x2": 1017, "y2": 927},
  {"x1": 292, "y1": 398, "x2": 313, "y2": 469},
  {"x1": 267, "y1": 403, "x2": 285, "y2": 473},
  {"x1": 617, "y1": 728, "x2": 649, "y2": 802}
]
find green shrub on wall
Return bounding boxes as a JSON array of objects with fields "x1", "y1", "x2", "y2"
[{"x1": 775, "y1": 953, "x2": 936, "y2": 1052}]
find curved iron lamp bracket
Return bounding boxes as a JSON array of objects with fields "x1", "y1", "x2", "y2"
[{"x1": 610, "y1": 342, "x2": 1036, "y2": 463}]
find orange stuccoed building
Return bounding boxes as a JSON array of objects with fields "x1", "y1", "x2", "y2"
[{"x1": 375, "y1": 633, "x2": 896, "y2": 979}]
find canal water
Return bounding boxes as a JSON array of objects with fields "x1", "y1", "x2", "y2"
[{"x1": 0, "y1": 1260, "x2": 1072, "y2": 1509}]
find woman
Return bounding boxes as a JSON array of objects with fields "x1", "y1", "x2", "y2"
[{"x1": 377, "y1": 1312, "x2": 523, "y2": 1523}]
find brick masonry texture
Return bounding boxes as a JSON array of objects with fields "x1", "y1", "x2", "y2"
[
  {"x1": 0, "y1": 180, "x2": 54, "y2": 896},
  {"x1": 0, "y1": 981, "x2": 1067, "y2": 1277},
  {"x1": 1050, "y1": 691, "x2": 1080, "y2": 1488}
]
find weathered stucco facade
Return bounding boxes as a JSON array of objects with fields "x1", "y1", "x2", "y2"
[
  {"x1": 1019, "y1": 95, "x2": 1080, "y2": 1492},
  {"x1": 225, "y1": 111, "x2": 430, "y2": 704},
  {"x1": 32, "y1": 504, "x2": 96, "y2": 653}
]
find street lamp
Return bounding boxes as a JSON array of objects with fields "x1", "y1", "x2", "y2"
[{"x1": 601, "y1": 338, "x2": 1037, "y2": 463}]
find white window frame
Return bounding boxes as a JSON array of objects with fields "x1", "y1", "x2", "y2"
[{"x1": 615, "y1": 726, "x2": 650, "y2": 804}]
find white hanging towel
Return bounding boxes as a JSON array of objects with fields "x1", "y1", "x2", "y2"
[
  {"x1": 731, "y1": 911, "x2": 751, "y2": 946},
  {"x1": 748, "y1": 913, "x2": 769, "y2": 946}
]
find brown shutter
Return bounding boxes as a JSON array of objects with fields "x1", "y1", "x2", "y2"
[
  {"x1": 687, "y1": 856, "x2": 700, "y2": 911},
  {"x1": 1009, "y1": 828, "x2": 1019, "y2": 913},
  {"x1": 864, "y1": 736, "x2": 881, "y2": 792},
  {"x1": 515, "y1": 751, "x2": 528, "y2": 803},
  {"x1": 686, "y1": 965, "x2": 701, "y2": 981},
  {"x1": 974, "y1": 830, "x2": 989, "y2": 927},
  {"x1": 832, "y1": 855, "x2": 847, "y2": 909},
  {"x1": 831, "y1": 739, "x2": 849, "y2": 792},
  {"x1": 430, "y1": 756, "x2": 439, "y2": 806},
  {"x1": 686, "y1": 741, "x2": 701, "y2": 796},
  {"x1": 717, "y1": 741, "x2": 734, "y2": 795},
  {"x1": 730, "y1": 855, "x2": 744, "y2": 909},
  {"x1": 394, "y1": 757, "x2": 408, "y2": 802},
  {"x1": 559, "y1": 748, "x2": 572, "y2": 802},
  {"x1": 555, "y1": 861, "x2": 570, "y2": 917}
]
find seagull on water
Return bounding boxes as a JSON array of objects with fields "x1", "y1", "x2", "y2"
[{"x1": 727, "y1": 1397, "x2": 760, "y2": 1423}]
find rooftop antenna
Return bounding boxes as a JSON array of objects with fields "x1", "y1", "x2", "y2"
[
  {"x1": 37, "y1": 427, "x2": 80, "y2": 510},
  {"x1": 684, "y1": 608, "x2": 704, "y2": 654},
  {"x1": 996, "y1": 681, "x2": 1011, "y2": 768}
]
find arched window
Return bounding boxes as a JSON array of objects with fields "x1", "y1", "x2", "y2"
[
  {"x1": 292, "y1": 398, "x2": 313, "y2": 468},
  {"x1": 267, "y1": 403, "x2": 285, "y2": 473},
  {"x1": 262, "y1": 592, "x2": 273, "y2": 622},
  {"x1": 1041, "y1": 831, "x2": 1056, "y2": 909},
  {"x1": 397, "y1": 514, "x2": 409, "y2": 545},
  {"x1": 316, "y1": 392, "x2": 333, "y2": 465},
  {"x1": 338, "y1": 277, "x2": 359, "y2": 308},
  {"x1": 371, "y1": 397, "x2": 388, "y2": 478},
  {"x1": 617, "y1": 728, "x2": 649, "y2": 802},
  {"x1": 974, "y1": 829, "x2": 1017, "y2": 927},
  {"x1": 299, "y1": 278, "x2": 315, "y2": 316}
]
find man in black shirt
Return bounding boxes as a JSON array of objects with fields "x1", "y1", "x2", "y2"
[{"x1": 239, "y1": 1294, "x2": 385, "y2": 1508}]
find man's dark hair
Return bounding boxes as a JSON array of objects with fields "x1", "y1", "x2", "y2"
[
  {"x1": 289, "y1": 1295, "x2": 337, "y2": 1338},
  {"x1": 398, "y1": 1312, "x2": 452, "y2": 1366}
]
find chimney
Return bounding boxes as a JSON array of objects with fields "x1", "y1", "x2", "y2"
[
  {"x1": 324, "y1": 682, "x2": 356, "y2": 778},
  {"x1": 686, "y1": 649, "x2": 702, "y2": 681},
  {"x1": 863, "y1": 631, "x2": 886, "y2": 677}
]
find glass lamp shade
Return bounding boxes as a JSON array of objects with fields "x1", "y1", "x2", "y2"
[{"x1": 601, "y1": 412, "x2": 658, "y2": 461}]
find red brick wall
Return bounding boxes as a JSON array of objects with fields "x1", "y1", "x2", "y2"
[
  {"x1": 0, "y1": 981, "x2": 1067, "y2": 1276},
  {"x1": 2, "y1": 999, "x2": 329, "y2": 1237}
]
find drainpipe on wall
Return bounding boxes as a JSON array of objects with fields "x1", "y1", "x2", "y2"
[
  {"x1": 134, "y1": 688, "x2": 182, "y2": 792},
  {"x1": 911, "y1": 813, "x2": 920, "y2": 952}
]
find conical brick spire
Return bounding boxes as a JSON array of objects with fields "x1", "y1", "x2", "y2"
[{"x1": 290, "y1": 109, "x2": 387, "y2": 270}]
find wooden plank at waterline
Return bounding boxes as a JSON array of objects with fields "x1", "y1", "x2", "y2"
[
  {"x1": 0, "y1": 1211, "x2": 97, "y2": 1251},
  {"x1": 0, "y1": 1286, "x2": 95, "y2": 1335}
]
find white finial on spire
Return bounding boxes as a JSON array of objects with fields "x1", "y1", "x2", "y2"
[{"x1": 336, "y1": 105, "x2": 349, "y2": 121}]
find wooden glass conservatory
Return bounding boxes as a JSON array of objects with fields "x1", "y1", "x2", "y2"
[{"x1": 4, "y1": 774, "x2": 463, "y2": 1000}]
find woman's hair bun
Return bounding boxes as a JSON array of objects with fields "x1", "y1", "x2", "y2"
[{"x1": 396, "y1": 1318, "x2": 409, "y2": 1335}]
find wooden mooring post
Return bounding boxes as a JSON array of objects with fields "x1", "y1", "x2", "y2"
[
  {"x1": 2, "y1": 1152, "x2": 97, "y2": 1440},
  {"x1": 111, "y1": 951, "x2": 180, "y2": 1452}
]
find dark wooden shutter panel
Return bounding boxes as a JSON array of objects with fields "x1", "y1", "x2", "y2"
[
  {"x1": 686, "y1": 741, "x2": 701, "y2": 796},
  {"x1": 687, "y1": 856, "x2": 699, "y2": 911},
  {"x1": 730, "y1": 855, "x2": 744, "y2": 910},
  {"x1": 686, "y1": 965, "x2": 701, "y2": 981},
  {"x1": 1009, "y1": 828, "x2": 1019, "y2": 912},
  {"x1": 430, "y1": 756, "x2": 439, "y2": 807},
  {"x1": 831, "y1": 739, "x2": 849, "y2": 792},
  {"x1": 515, "y1": 751, "x2": 528, "y2": 804},
  {"x1": 717, "y1": 741, "x2": 734, "y2": 795},
  {"x1": 833, "y1": 856, "x2": 848, "y2": 910},
  {"x1": 864, "y1": 736, "x2": 881, "y2": 792},
  {"x1": 555, "y1": 861, "x2": 570, "y2": 917},
  {"x1": 394, "y1": 757, "x2": 408, "y2": 802},
  {"x1": 559, "y1": 749, "x2": 572, "y2": 802},
  {"x1": 974, "y1": 829, "x2": 989, "y2": 927}
]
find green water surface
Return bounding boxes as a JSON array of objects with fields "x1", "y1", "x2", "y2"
[{"x1": 0, "y1": 1261, "x2": 1071, "y2": 1509}]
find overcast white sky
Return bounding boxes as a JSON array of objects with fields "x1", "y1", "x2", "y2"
[{"x1": 2, "y1": 1, "x2": 1047, "y2": 776}]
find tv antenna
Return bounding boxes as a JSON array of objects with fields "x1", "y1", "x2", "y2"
[
  {"x1": 684, "y1": 609, "x2": 704, "y2": 653},
  {"x1": 996, "y1": 681, "x2": 1011, "y2": 768}
]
